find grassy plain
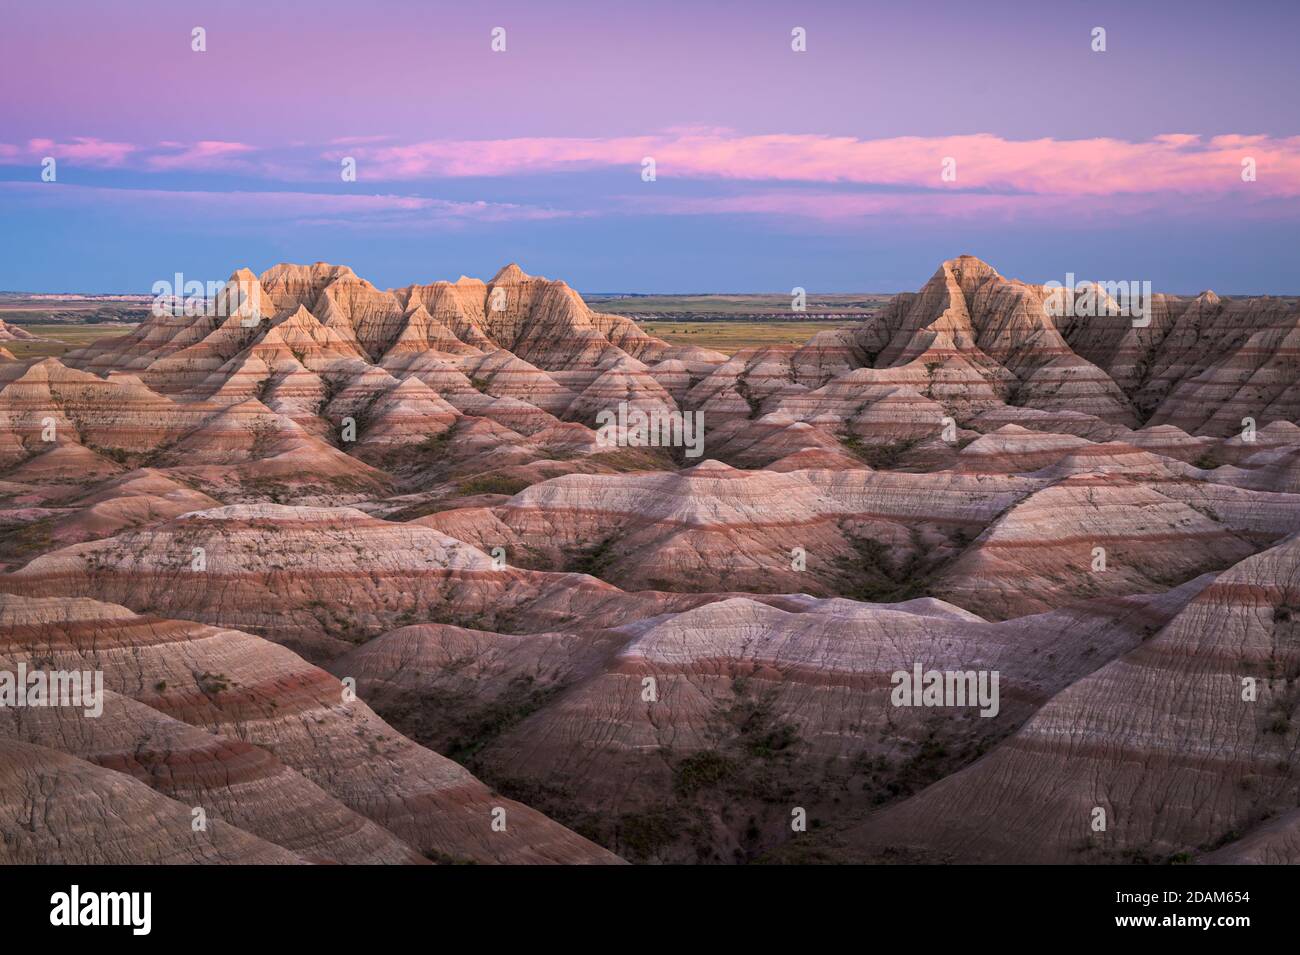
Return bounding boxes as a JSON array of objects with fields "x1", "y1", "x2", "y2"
[
  {"x1": 640, "y1": 320, "x2": 858, "y2": 353},
  {"x1": 3, "y1": 323, "x2": 134, "y2": 360},
  {"x1": 589, "y1": 292, "x2": 890, "y2": 319}
]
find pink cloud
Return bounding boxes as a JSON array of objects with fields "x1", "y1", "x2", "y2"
[
  {"x1": 327, "y1": 135, "x2": 395, "y2": 146},
  {"x1": 6, "y1": 132, "x2": 1295, "y2": 202},
  {"x1": 617, "y1": 189, "x2": 1300, "y2": 224},
  {"x1": 337, "y1": 131, "x2": 1300, "y2": 197},
  {"x1": 0, "y1": 182, "x2": 577, "y2": 227},
  {"x1": 0, "y1": 138, "x2": 254, "y2": 172},
  {"x1": 146, "y1": 141, "x2": 257, "y2": 171},
  {"x1": 23, "y1": 137, "x2": 136, "y2": 166},
  {"x1": 330, "y1": 136, "x2": 654, "y2": 178},
  {"x1": 4, "y1": 131, "x2": 1295, "y2": 228}
]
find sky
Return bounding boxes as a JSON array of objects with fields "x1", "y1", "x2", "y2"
[{"x1": 1, "y1": 0, "x2": 1298, "y2": 294}]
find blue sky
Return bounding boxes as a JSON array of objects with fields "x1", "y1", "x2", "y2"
[{"x1": 2, "y1": 0, "x2": 1298, "y2": 294}]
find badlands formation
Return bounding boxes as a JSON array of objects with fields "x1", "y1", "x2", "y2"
[{"x1": 2, "y1": 255, "x2": 1300, "y2": 863}]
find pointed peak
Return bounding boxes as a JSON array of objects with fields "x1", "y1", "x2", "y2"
[
  {"x1": 14, "y1": 357, "x2": 76, "y2": 384},
  {"x1": 942, "y1": 254, "x2": 1001, "y2": 279},
  {"x1": 490, "y1": 263, "x2": 527, "y2": 284},
  {"x1": 280, "y1": 303, "x2": 321, "y2": 323},
  {"x1": 390, "y1": 375, "x2": 433, "y2": 395},
  {"x1": 258, "y1": 262, "x2": 357, "y2": 285},
  {"x1": 223, "y1": 397, "x2": 276, "y2": 415},
  {"x1": 685, "y1": 459, "x2": 736, "y2": 476}
]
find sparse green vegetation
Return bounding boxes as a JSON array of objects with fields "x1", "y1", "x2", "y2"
[
  {"x1": 86, "y1": 444, "x2": 134, "y2": 465},
  {"x1": 457, "y1": 474, "x2": 531, "y2": 496},
  {"x1": 841, "y1": 435, "x2": 921, "y2": 469},
  {"x1": 635, "y1": 320, "x2": 862, "y2": 354},
  {"x1": 569, "y1": 536, "x2": 617, "y2": 577},
  {"x1": 837, "y1": 535, "x2": 933, "y2": 603},
  {"x1": 617, "y1": 806, "x2": 690, "y2": 860},
  {"x1": 734, "y1": 378, "x2": 763, "y2": 418},
  {"x1": 1, "y1": 323, "x2": 136, "y2": 360},
  {"x1": 0, "y1": 518, "x2": 54, "y2": 567},
  {"x1": 382, "y1": 674, "x2": 563, "y2": 766},
  {"x1": 673, "y1": 749, "x2": 737, "y2": 797},
  {"x1": 195, "y1": 671, "x2": 230, "y2": 695}
]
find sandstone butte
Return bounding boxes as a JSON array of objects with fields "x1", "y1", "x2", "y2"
[{"x1": 1, "y1": 255, "x2": 1299, "y2": 863}]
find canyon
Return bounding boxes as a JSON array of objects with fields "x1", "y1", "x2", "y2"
[{"x1": 1, "y1": 255, "x2": 1298, "y2": 864}]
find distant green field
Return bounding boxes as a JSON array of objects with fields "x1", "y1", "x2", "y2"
[
  {"x1": 641, "y1": 320, "x2": 857, "y2": 353},
  {"x1": 4, "y1": 324, "x2": 134, "y2": 360},
  {"x1": 3, "y1": 319, "x2": 854, "y2": 360},
  {"x1": 590, "y1": 292, "x2": 890, "y2": 320},
  {"x1": 0, "y1": 298, "x2": 151, "y2": 326}
]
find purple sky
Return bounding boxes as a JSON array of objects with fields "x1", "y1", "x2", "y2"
[{"x1": 2, "y1": 0, "x2": 1298, "y2": 293}]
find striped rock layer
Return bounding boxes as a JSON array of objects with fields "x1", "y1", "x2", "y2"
[{"x1": 2, "y1": 257, "x2": 1299, "y2": 864}]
